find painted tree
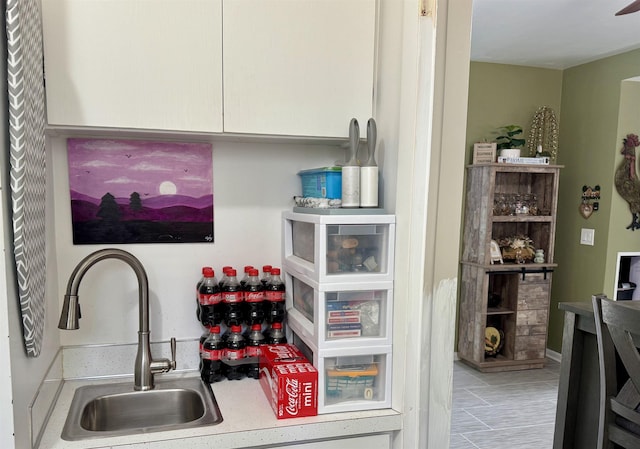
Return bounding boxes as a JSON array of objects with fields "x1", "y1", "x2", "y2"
[
  {"x1": 97, "y1": 192, "x2": 120, "y2": 222},
  {"x1": 129, "y1": 192, "x2": 142, "y2": 212}
]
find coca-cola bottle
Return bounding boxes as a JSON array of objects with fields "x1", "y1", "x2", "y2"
[
  {"x1": 199, "y1": 268, "x2": 222, "y2": 326},
  {"x1": 244, "y1": 269, "x2": 265, "y2": 325},
  {"x1": 266, "y1": 322, "x2": 287, "y2": 345},
  {"x1": 224, "y1": 325, "x2": 246, "y2": 380},
  {"x1": 200, "y1": 325, "x2": 225, "y2": 383},
  {"x1": 219, "y1": 266, "x2": 233, "y2": 288},
  {"x1": 196, "y1": 266, "x2": 213, "y2": 322},
  {"x1": 223, "y1": 269, "x2": 244, "y2": 326},
  {"x1": 265, "y1": 268, "x2": 286, "y2": 323},
  {"x1": 240, "y1": 265, "x2": 254, "y2": 287},
  {"x1": 260, "y1": 265, "x2": 272, "y2": 287},
  {"x1": 245, "y1": 323, "x2": 265, "y2": 379},
  {"x1": 199, "y1": 325, "x2": 211, "y2": 354}
]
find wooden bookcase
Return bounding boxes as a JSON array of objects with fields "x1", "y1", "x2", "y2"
[{"x1": 457, "y1": 163, "x2": 562, "y2": 372}]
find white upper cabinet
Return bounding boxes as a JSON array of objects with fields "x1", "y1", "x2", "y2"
[
  {"x1": 41, "y1": 0, "x2": 375, "y2": 138},
  {"x1": 222, "y1": 0, "x2": 376, "y2": 138},
  {"x1": 42, "y1": 0, "x2": 224, "y2": 133}
]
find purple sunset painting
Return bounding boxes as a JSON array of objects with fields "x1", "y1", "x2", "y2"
[{"x1": 68, "y1": 138, "x2": 214, "y2": 244}]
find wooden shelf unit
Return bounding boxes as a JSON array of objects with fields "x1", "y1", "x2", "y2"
[{"x1": 458, "y1": 164, "x2": 561, "y2": 372}]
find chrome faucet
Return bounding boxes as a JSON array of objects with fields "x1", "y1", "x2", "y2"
[{"x1": 58, "y1": 248, "x2": 176, "y2": 391}]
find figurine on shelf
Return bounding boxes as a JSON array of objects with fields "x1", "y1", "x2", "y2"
[
  {"x1": 498, "y1": 235, "x2": 535, "y2": 263},
  {"x1": 490, "y1": 240, "x2": 503, "y2": 264},
  {"x1": 534, "y1": 249, "x2": 545, "y2": 264}
]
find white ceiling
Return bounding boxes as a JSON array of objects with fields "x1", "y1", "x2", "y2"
[{"x1": 471, "y1": 0, "x2": 640, "y2": 69}]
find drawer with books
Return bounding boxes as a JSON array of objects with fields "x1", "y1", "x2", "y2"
[{"x1": 284, "y1": 270, "x2": 393, "y2": 350}]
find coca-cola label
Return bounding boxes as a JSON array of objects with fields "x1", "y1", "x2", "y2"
[
  {"x1": 265, "y1": 344, "x2": 299, "y2": 360},
  {"x1": 225, "y1": 347, "x2": 246, "y2": 360},
  {"x1": 223, "y1": 291, "x2": 242, "y2": 303},
  {"x1": 201, "y1": 348, "x2": 222, "y2": 361},
  {"x1": 199, "y1": 292, "x2": 221, "y2": 305},
  {"x1": 265, "y1": 291, "x2": 285, "y2": 302},
  {"x1": 285, "y1": 378, "x2": 300, "y2": 416},
  {"x1": 245, "y1": 291, "x2": 264, "y2": 302},
  {"x1": 246, "y1": 345, "x2": 261, "y2": 358}
]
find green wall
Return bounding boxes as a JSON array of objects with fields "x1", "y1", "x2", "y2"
[
  {"x1": 549, "y1": 49, "x2": 640, "y2": 351},
  {"x1": 463, "y1": 51, "x2": 640, "y2": 355},
  {"x1": 465, "y1": 62, "x2": 563, "y2": 159}
]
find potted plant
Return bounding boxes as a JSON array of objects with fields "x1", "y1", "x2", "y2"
[{"x1": 495, "y1": 125, "x2": 525, "y2": 158}]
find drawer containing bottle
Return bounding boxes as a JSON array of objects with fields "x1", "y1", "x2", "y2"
[
  {"x1": 290, "y1": 333, "x2": 392, "y2": 414},
  {"x1": 285, "y1": 271, "x2": 393, "y2": 349},
  {"x1": 282, "y1": 211, "x2": 395, "y2": 283}
]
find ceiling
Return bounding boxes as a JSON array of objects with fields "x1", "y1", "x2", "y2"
[{"x1": 471, "y1": 0, "x2": 640, "y2": 69}]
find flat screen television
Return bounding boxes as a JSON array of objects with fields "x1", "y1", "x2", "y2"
[{"x1": 613, "y1": 252, "x2": 640, "y2": 300}]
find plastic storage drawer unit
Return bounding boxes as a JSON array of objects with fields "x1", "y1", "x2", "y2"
[
  {"x1": 283, "y1": 211, "x2": 395, "y2": 283},
  {"x1": 290, "y1": 332, "x2": 392, "y2": 414},
  {"x1": 285, "y1": 271, "x2": 393, "y2": 350}
]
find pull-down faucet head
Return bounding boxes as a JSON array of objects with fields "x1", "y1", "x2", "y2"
[{"x1": 58, "y1": 293, "x2": 80, "y2": 330}]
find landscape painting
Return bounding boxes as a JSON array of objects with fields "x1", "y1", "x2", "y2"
[{"x1": 68, "y1": 138, "x2": 214, "y2": 244}]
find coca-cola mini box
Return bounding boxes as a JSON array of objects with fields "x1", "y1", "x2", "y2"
[{"x1": 260, "y1": 344, "x2": 318, "y2": 419}]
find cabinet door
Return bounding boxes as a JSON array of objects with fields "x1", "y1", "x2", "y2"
[
  {"x1": 42, "y1": 0, "x2": 223, "y2": 132},
  {"x1": 223, "y1": 0, "x2": 375, "y2": 138},
  {"x1": 514, "y1": 273, "x2": 550, "y2": 360},
  {"x1": 270, "y1": 433, "x2": 391, "y2": 449}
]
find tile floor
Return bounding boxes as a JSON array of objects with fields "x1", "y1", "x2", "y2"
[{"x1": 450, "y1": 358, "x2": 560, "y2": 449}]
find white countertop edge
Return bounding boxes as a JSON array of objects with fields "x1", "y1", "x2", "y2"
[{"x1": 38, "y1": 373, "x2": 402, "y2": 449}]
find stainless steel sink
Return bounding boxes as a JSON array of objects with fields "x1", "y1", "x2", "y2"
[{"x1": 62, "y1": 377, "x2": 222, "y2": 441}]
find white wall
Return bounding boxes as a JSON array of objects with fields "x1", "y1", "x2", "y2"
[
  {"x1": 0, "y1": 161, "x2": 16, "y2": 449},
  {"x1": 50, "y1": 136, "x2": 346, "y2": 346}
]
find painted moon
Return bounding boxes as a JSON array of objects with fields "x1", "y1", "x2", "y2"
[{"x1": 159, "y1": 181, "x2": 177, "y2": 195}]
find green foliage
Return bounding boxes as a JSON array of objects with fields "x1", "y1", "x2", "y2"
[{"x1": 496, "y1": 125, "x2": 525, "y2": 150}]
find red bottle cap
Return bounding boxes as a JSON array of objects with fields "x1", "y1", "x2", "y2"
[
  {"x1": 244, "y1": 265, "x2": 254, "y2": 273},
  {"x1": 230, "y1": 325, "x2": 242, "y2": 332},
  {"x1": 248, "y1": 269, "x2": 259, "y2": 276},
  {"x1": 203, "y1": 267, "x2": 215, "y2": 277},
  {"x1": 271, "y1": 268, "x2": 281, "y2": 275},
  {"x1": 211, "y1": 326, "x2": 220, "y2": 333},
  {"x1": 272, "y1": 322, "x2": 282, "y2": 329},
  {"x1": 262, "y1": 265, "x2": 272, "y2": 272},
  {"x1": 251, "y1": 324, "x2": 262, "y2": 331},
  {"x1": 228, "y1": 269, "x2": 237, "y2": 276}
]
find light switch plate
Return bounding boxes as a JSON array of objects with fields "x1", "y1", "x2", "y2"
[{"x1": 580, "y1": 228, "x2": 595, "y2": 246}]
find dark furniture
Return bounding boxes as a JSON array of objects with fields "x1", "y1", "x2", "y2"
[
  {"x1": 593, "y1": 296, "x2": 640, "y2": 449},
  {"x1": 554, "y1": 300, "x2": 640, "y2": 449}
]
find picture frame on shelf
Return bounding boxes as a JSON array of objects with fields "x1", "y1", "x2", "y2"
[{"x1": 473, "y1": 142, "x2": 497, "y2": 164}]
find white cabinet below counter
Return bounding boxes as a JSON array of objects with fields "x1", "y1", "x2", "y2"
[
  {"x1": 41, "y1": 0, "x2": 375, "y2": 138},
  {"x1": 42, "y1": 0, "x2": 224, "y2": 133},
  {"x1": 271, "y1": 433, "x2": 391, "y2": 448}
]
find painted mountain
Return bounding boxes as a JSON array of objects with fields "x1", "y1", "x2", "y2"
[{"x1": 70, "y1": 191, "x2": 214, "y2": 244}]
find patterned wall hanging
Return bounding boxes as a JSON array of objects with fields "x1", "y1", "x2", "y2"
[{"x1": 7, "y1": 0, "x2": 48, "y2": 356}]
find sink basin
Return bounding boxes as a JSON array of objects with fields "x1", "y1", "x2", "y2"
[{"x1": 61, "y1": 377, "x2": 222, "y2": 441}]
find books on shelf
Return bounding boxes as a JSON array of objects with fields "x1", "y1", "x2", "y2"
[{"x1": 497, "y1": 156, "x2": 550, "y2": 165}]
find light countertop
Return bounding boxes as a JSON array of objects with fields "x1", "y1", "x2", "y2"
[{"x1": 38, "y1": 372, "x2": 402, "y2": 449}]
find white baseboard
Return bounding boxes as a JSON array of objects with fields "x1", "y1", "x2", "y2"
[{"x1": 545, "y1": 348, "x2": 562, "y2": 363}]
